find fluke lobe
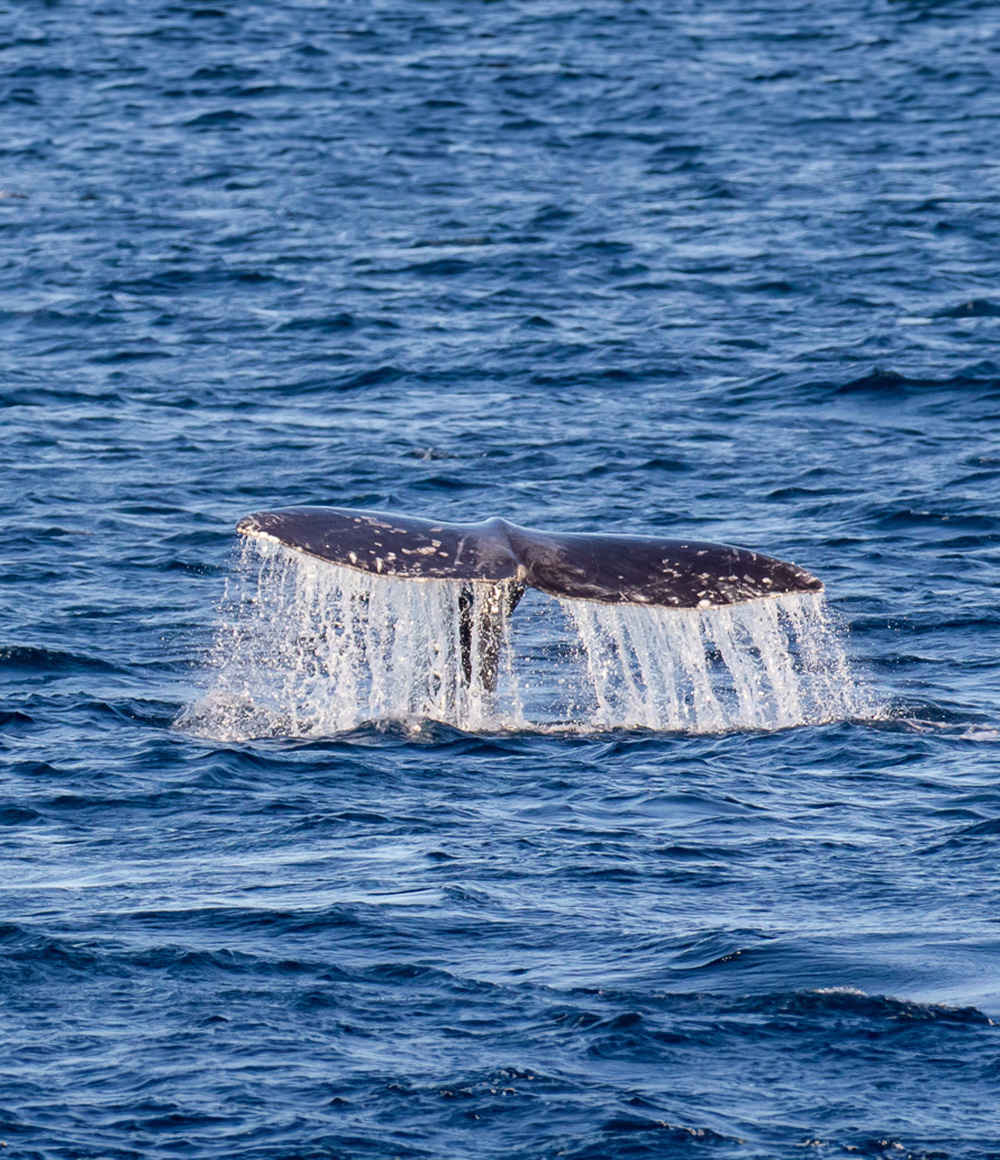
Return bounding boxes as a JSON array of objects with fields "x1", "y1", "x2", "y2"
[{"x1": 236, "y1": 505, "x2": 822, "y2": 609}]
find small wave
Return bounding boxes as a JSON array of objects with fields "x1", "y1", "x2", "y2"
[
  {"x1": 411, "y1": 236, "x2": 492, "y2": 248},
  {"x1": 87, "y1": 346, "x2": 173, "y2": 364},
  {"x1": 102, "y1": 267, "x2": 283, "y2": 294},
  {"x1": 0, "y1": 709, "x2": 34, "y2": 728},
  {"x1": 739, "y1": 987, "x2": 992, "y2": 1026},
  {"x1": 275, "y1": 312, "x2": 356, "y2": 333},
  {"x1": 920, "y1": 815, "x2": 1000, "y2": 855},
  {"x1": 0, "y1": 806, "x2": 41, "y2": 825},
  {"x1": 0, "y1": 924, "x2": 102, "y2": 974},
  {"x1": 597, "y1": 1117, "x2": 737, "y2": 1143},
  {"x1": 0, "y1": 386, "x2": 128, "y2": 407},
  {"x1": 833, "y1": 363, "x2": 1000, "y2": 396},
  {"x1": 0, "y1": 645, "x2": 121, "y2": 674},
  {"x1": 938, "y1": 299, "x2": 1000, "y2": 318},
  {"x1": 183, "y1": 108, "x2": 255, "y2": 127}
]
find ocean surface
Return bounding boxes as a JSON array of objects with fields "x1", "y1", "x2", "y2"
[{"x1": 3, "y1": 1, "x2": 1000, "y2": 1157}]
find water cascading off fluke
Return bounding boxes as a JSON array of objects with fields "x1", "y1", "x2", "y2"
[{"x1": 180, "y1": 507, "x2": 869, "y2": 739}]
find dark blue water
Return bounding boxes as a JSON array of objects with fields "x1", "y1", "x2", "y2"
[{"x1": 4, "y1": 2, "x2": 1000, "y2": 1156}]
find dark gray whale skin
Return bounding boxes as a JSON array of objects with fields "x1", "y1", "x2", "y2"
[{"x1": 237, "y1": 506, "x2": 823, "y2": 610}]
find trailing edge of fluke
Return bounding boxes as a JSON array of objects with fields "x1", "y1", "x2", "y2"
[{"x1": 236, "y1": 506, "x2": 823, "y2": 610}]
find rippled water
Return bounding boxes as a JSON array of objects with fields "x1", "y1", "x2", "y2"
[{"x1": 4, "y1": 2, "x2": 1000, "y2": 1157}]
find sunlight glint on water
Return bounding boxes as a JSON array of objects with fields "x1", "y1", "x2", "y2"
[{"x1": 183, "y1": 539, "x2": 869, "y2": 739}]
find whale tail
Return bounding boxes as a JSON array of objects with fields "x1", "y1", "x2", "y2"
[{"x1": 237, "y1": 506, "x2": 823, "y2": 688}]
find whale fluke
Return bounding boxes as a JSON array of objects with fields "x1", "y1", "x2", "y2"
[
  {"x1": 237, "y1": 507, "x2": 823, "y2": 694},
  {"x1": 236, "y1": 506, "x2": 822, "y2": 609}
]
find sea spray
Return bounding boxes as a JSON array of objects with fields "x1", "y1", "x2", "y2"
[
  {"x1": 181, "y1": 538, "x2": 870, "y2": 739},
  {"x1": 563, "y1": 591, "x2": 857, "y2": 731},
  {"x1": 180, "y1": 536, "x2": 523, "y2": 739}
]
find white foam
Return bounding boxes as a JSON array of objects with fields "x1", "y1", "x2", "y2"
[{"x1": 179, "y1": 539, "x2": 873, "y2": 739}]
